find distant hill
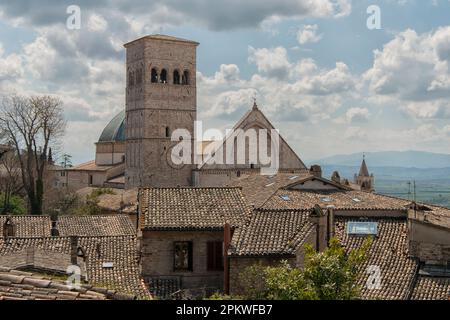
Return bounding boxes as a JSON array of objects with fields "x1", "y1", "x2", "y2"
[
  {"x1": 318, "y1": 165, "x2": 450, "y2": 181},
  {"x1": 309, "y1": 151, "x2": 450, "y2": 169}
]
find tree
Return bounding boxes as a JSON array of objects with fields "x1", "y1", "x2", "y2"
[
  {"x1": 229, "y1": 237, "x2": 372, "y2": 300},
  {"x1": 60, "y1": 153, "x2": 72, "y2": 168},
  {"x1": 301, "y1": 237, "x2": 372, "y2": 300},
  {"x1": 0, "y1": 148, "x2": 23, "y2": 213},
  {"x1": 0, "y1": 95, "x2": 66, "y2": 215}
]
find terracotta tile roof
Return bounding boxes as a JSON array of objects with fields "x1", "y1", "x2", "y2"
[
  {"x1": 230, "y1": 208, "x2": 316, "y2": 256},
  {"x1": 263, "y1": 189, "x2": 411, "y2": 211},
  {"x1": 139, "y1": 187, "x2": 250, "y2": 230},
  {"x1": 411, "y1": 276, "x2": 450, "y2": 300},
  {"x1": 77, "y1": 236, "x2": 149, "y2": 299},
  {"x1": 145, "y1": 276, "x2": 181, "y2": 299},
  {"x1": 0, "y1": 216, "x2": 51, "y2": 238},
  {"x1": 57, "y1": 215, "x2": 136, "y2": 236},
  {"x1": 0, "y1": 236, "x2": 150, "y2": 299},
  {"x1": 67, "y1": 160, "x2": 123, "y2": 172},
  {"x1": 414, "y1": 205, "x2": 450, "y2": 230},
  {"x1": 0, "y1": 267, "x2": 133, "y2": 300},
  {"x1": 335, "y1": 217, "x2": 418, "y2": 300},
  {"x1": 226, "y1": 172, "x2": 313, "y2": 208}
]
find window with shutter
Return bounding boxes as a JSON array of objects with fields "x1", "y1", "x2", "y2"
[{"x1": 207, "y1": 241, "x2": 224, "y2": 271}]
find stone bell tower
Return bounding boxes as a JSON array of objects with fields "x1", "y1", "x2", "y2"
[{"x1": 124, "y1": 35, "x2": 198, "y2": 188}]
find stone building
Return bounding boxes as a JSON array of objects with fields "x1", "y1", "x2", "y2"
[
  {"x1": 354, "y1": 155, "x2": 375, "y2": 192},
  {"x1": 137, "y1": 187, "x2": 249, "y2": 298},
  {"x1": 60, "y1": 34, "x2": 307, "y2": 191}
]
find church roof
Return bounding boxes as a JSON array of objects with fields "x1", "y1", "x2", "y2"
[
  {"x1": 359, "y1": 158, "x2": 370, "y2": 177},
  {"x1": 98, "y1": 110, "x2": 125, "y2": 143}
]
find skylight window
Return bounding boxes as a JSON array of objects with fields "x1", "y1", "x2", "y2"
[
  {"x1": 102, "y1": 262, "x2": 114, "y2": 269},
  {"x1": 265, "y1": 182, "x2": 275, "y2": 187},
  {"x1": 352, "y1": 198, "x2": 362, "y2": 203},
  {"x1": 280, "y1": 195, "x2": 290, "y2": 201},
  {"x1": 347, "y1": 221, "x2": 378, "y2": 236},
  {"x1": 321, "y1": 197, "x2": 333, "y2": 203},
  {"x1": 289, "y1": 175, "x2": 299, "y2": 180}
]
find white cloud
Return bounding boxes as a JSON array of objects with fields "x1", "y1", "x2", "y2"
[
  {"x1": 297, "y1": 24, "x2": 323, "y2": 44},
  {"x1": 87, "y1": 14, "x2": 108, "y2": 32},
  {"x1": 248, "y1": 46, "x2": 291, "y2": 79},
  {"x1": 364, "y1": 27, "x2": 450, "y2": 120},
  {"x1": 0, "y1": 42, "x2": 23, "y2": 83},
  {"x1": 346, "y1": 107, "x2": 370, "y2": 123}
]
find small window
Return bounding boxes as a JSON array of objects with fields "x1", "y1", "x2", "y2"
[
  {"x1": 347, "y1": 221, "x2": 378, "y2": 236},
  {"x1": 250, "y1": 163, "x2": 255, "y2": 169},
  {"x1": 160, "y1": 69, "x2": 167, "y2": 83},
  {"x1": 88, "y1": 175, "x2": 93, "y2": 186},
  {"x1": 165, "y1": 126, "x2": 170, "y2": 138},
  {"x1": 173, "y1": 70, "x2": 180, "y2": 85},
  {"x1": 182, "y1": 70, "x2": 189, "y2": 85},
  {"x1": 151, "y1": 68, "x2": 158, "y2": 83},
  {"x1": 174, "y1": 241, "x2": 193, "y2": 271},
  {"x1": 207, "y1": 241, "x2": 224, "y2": 271}
]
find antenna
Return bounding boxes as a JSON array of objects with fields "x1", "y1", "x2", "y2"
[
  {"x1": 407, "y1": 181, "x2": 412, "y2": 201},
  {"x1": 413, "y1": 180, "x2": 416, "y2": 203}
]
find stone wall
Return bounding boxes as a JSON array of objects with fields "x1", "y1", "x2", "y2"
[
  {"x1": 0, "y1": 248, "x2": 86, "y2": 276},
  {"x1": 140, "y1": 230, "x2": 224, "y2": 290},
  {"x1": 408, "y1": 215, "x2": 450, "y2": 265}
]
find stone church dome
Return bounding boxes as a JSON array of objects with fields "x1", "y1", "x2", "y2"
[{"x1": 98, "y1": 110, "x2": 125, "y2": 143}]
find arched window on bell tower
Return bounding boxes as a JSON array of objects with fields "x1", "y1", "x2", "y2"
[
  {"x1": 173, "y1": 70, "x2": 180, "y2": 85},
  {"x1": 151, "y1": 68, "x2": 158, "y2": 83},
  {"x1": 182, "y1": 70, "x2": 189, "y2": 85},
  {"x1": 165, "y1": 126, "x2": 170, "y2": 138},
  {"x1": 160, "y1": 69, "x2": 167, "y2": 83}
]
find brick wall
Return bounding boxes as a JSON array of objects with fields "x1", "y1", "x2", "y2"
[
  {"x1": 408, "y1": 217, "x2": 450, "y2": 265},
  {"x1": 141, "y1": 230, "x2": 224, "y2": 290}
]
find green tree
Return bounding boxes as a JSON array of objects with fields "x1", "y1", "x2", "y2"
[
  {"x1": 301, "y1": 237, "x2": 372, "y2": 300},
  {"x1": 225, "y1": 236, "x2": 372, "y2": 300}
]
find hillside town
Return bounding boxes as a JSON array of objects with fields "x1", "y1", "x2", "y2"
[{"x1": 0, "y1": 34, "x2": 449, "y2": 301}]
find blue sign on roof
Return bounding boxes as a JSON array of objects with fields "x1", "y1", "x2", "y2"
[{"x1": 347, "y1": 221, "x2": 378, "y2": 236}]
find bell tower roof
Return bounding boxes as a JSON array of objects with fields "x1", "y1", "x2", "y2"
[
  {"x1": 124, "y1": 34, "x2": 199, "y2": 48},
  {"x1": 358, "y1": 155, "x2": 370, "y2": 177}
]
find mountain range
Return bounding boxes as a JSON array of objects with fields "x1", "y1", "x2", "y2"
[{"x1": 309, "y1": 151, "x2": 450, "y2": 169}]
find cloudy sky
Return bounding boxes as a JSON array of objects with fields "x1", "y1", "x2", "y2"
[{"x1": 1, "y1": 0, "x2": 450, "y2": 164}]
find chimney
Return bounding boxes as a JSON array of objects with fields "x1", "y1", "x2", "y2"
[
  {"x1": 3, "y1": 217, "x2": 16, "y2": 238},
  {"x1": 331, "y1": 171, "x2": 341, "y2": 184},
  {"x1": 309, "y1": 165, "x2": 322, "y2": 178},
  {"x1": 50, "y1": 214, "x2": 59, "y2": 236},
  {"x1": 327, "y1": 207, "x2": 335, "y2": 242},
  {"x1": 309, "y1": 205, "x2": 328, "y2": 251},
  {"x1": 223, "y1": 222, "x2": 231, "y2": 295},
  {"x1": 70, "y1": 236, "x2": 79, "y2": 265}
]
